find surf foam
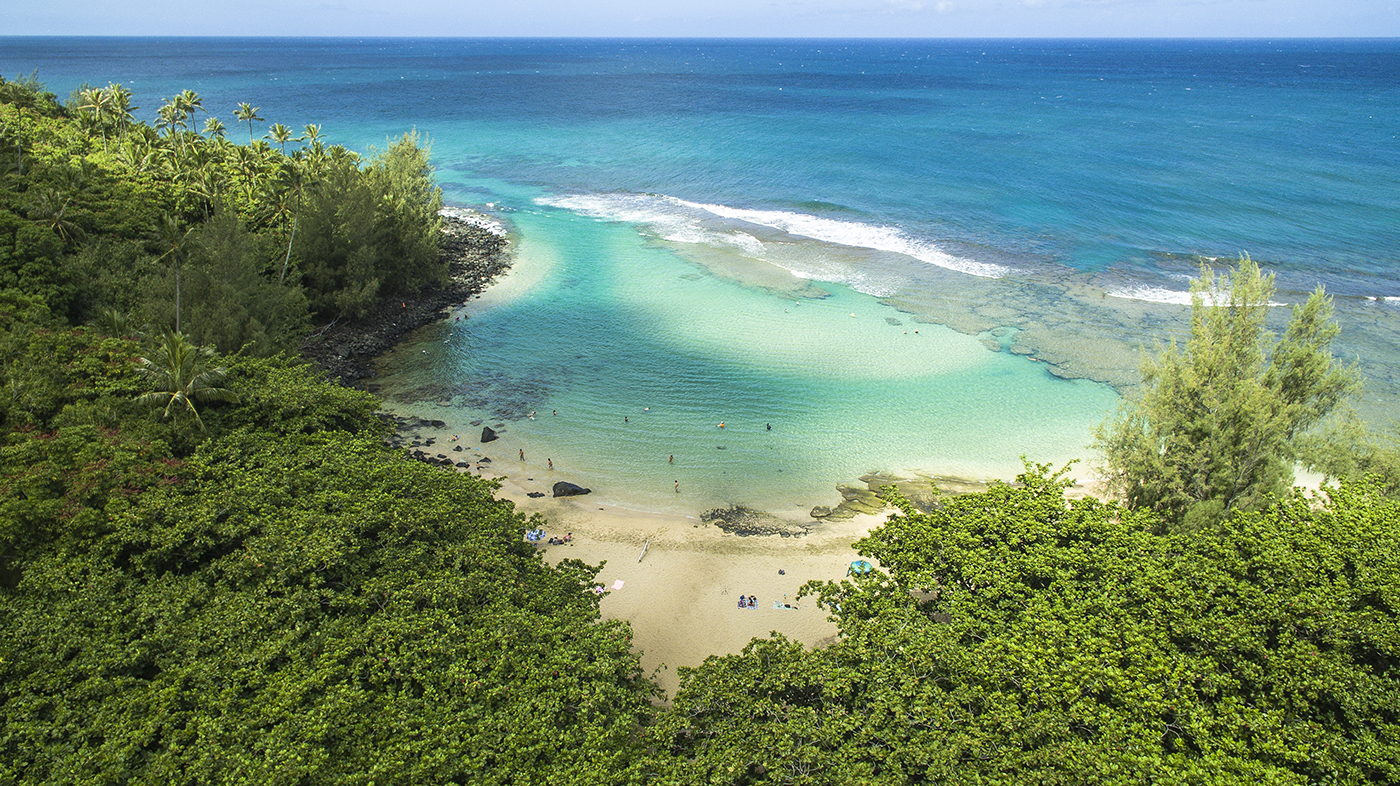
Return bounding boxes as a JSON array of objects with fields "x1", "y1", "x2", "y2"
[
  {"x1": 1107, "y1": 286, "x2": 1286, "y2": 307},
  {"x1": 678, "y1": 199, "x2": 1009, "y2": 279},
  {"x1": 535, "y1": 192, "x2": 1008, "y2": 282}
]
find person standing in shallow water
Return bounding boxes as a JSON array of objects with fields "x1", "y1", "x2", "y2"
[
  {"x1": 519, "y1": 448, "x2": 524, "y2": 461},
  {"x1": 675, "y1": 480, "x2": 680, "y2": 494}
]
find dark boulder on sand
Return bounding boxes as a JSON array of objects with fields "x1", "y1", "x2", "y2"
[
  {"x1": 481, "y1": 426, "x2": 498, "y2": 443},
  {"x1": 552, "y1": 481, "x2": 591, "y2": 498}
]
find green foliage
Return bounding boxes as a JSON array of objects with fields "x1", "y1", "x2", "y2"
[
  {"x1": 654, "y1": 465, "x2": 1400, "y2": 784},
  {"x1": 1298, "y1": 414, "x2": 1400, "y2": 500},
  {"x1": 0, "y1": 72, "x2": 63, "y2": 117},
  {"x1": 367, "y1": 130, "x2": 445, "y2": 290},
  {"x1": 218, "y1": 352, "x2": 384, "y2": 437},
  {"x1": 145, "y1": 209, "x2": 309, "y2": 354},
  {"x1": 0, "y1": 75, "x2": 446, "y2": 346},
  {"x1": 1094, "y1": 256, "x2": 1359, "y2": 531},
  {"x1": 0, "y1": 305, "x2": 657, "y2": 784},
  {"x1": 134, "y1": 330, "x2": 236, "y2": 431},
  {"x1": 294, "y1": 132, "x2": 443, "y2": 319},
  {"x1": 2, "y1": 428, "x2": 657, "y2": 785},
  {"x1": 0, "y1": 302, "x2": 144, "y2": 430}
]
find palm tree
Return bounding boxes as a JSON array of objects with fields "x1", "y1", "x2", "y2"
[
  {"x1": 233, "y1": 144, "x2": 269, "y2": 203},
  {"x1": 156, "y1": 101, "x2": 181, "y2": 139},
  {"x1": 234, "y1": 103, "x2": 264, "y2": 144},
  {"x1": 135, "y1": 331, "x2": 236, "y2": 431},
  {"x1": 106, "y1": 83, "x2": 137, "y2": 141},
  {"x1": 77, "y1": 87, "x2": 113, "y2": 151},
  {"x1": 175, "y1": 89, "x2": 204, "y2": 122},
  {"x1": 266, "y1": 122, "x2": 293, "y2": 154},
  {"x1": 260, "y1": 160, "x2": 306, "y2": 282},
  {"x1": 203, "y1": 117, "x2": 227, "y2": 140},
  {"x1": 116, "y1": 124, "x2": 162, "y2": 173},
  {"x1": 92, "y1": 308, "x2": 144, "y2": 339},
  {"x1": 24, "y1": 187, "x2": 83, "y2": 244},
  {"x1": 154, "y1": 215, "x2": 193, "y2": 333},
  {"x1": 298, "y1": 124, "x2": 326, "y2": 163}
]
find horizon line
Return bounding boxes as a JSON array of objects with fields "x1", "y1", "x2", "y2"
[{"x1": 4, "y1": 34, "x2": 1400, "y2": 41}]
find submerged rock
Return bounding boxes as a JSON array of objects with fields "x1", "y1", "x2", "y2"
[{"x1": 701, "y1": 505, "x2": 809, "y2": 538}]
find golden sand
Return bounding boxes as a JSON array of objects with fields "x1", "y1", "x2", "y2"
[{"x1": 486, "y1": 471, "x2": 889, "y2": 699}]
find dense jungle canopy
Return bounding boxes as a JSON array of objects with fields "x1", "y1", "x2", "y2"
[{"x1": 0, "y1": 72, "x2": 1396, "y2": 785}]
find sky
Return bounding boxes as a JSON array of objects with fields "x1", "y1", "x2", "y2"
[{"x1": 7, "y1": 0, "x2": 1399, "y2": 38}]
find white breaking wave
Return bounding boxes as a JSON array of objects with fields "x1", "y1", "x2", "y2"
[
  {"x1": 440, "y1": 206, "x2": 508, "y2": 237},
  {"x1": 1107, "y1": 285, "x2": 1287, "y2": 307},
  {"x1": 535, "y1": 192, "x2": 1008, "y2": 281},
  {"x1": 677, "y1": 198, "x2": 1009, "y2": 279},
  {"x1": 1106, "y1": 286, "x2": 1196, "y2": 305}
]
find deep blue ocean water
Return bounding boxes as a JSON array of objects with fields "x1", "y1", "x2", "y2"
[
  {"x1": 7, "y1": 37, "x2": 1397, "y2": 294},
  {"x1": 5, "y1": 38, "x2": 1398, "y2": 513}
]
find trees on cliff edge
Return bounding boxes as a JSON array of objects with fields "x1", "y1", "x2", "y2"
[{"x1": 1093, "y1": 255, "x2": 1358, "y2": 532}]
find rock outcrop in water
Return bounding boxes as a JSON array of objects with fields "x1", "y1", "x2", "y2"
[
  {"x1": 817, "y1": 473, "x2": 945, "y2": 521},
  {"x1": 701, "y1": 506, "x2": 810, "y2": 538},
  {"x1": 552, "y1": 482, "x2": 591, "y2": 498},
  {"x1": 300, "y1": 211, "x2": 511, "y2": 386}
]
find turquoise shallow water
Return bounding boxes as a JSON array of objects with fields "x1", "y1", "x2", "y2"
[
  {"x1": 375, "y1": 181, "x2": 1118, "y2": 515},
  {"x1": 7, "y1": 37, "x2": 1398, "y2": 513}
]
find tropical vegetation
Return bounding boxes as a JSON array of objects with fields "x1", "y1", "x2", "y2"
[{"x1": 2, "y1": 71, "x2": 1397, "y2": 785}]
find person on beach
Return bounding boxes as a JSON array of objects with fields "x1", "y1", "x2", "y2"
[
  {"x1": 547, "y1": 458, "x2": 553, "y2": 470},
  {"x1": 669, "y1": 455, "x2": 674, "y2": 464},
  {"x1": 519, "y1": 448, "x2": 525, "y2": 461},
  {"x1": 738, "y1": 595, "x2": 748, "y2": 609},
  {"x1": 675, "y1": 480, "x2": 680, "y2": 494},
  {"x1": 749, "y1": 595, "x2": 757, "y2": 607}
]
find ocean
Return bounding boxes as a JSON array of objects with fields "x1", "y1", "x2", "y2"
[{"x1": 5, "y1": 37, "x2": 1398, "y2": 515}]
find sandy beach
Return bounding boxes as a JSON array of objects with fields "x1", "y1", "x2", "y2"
[
  {"x1": 371, "y1": 216, "x2": 1119, "y2": 699},
  {"x1": 482, "y1": 470, "x2": 888, "y2": 699}
]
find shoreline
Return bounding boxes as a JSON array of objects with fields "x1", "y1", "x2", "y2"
[
  {"x1": 299, "y1": 209, "x2": 512, "y2": 387},
  {"x1": 480, "y1": 465, "x2": 889, "y2": 699},
  {"x1": 318, "y1": 207, "x2": 1111, "y2": 699},
  {"x1": 380, "y1": 411, "x2": 1106, "y2": 699}
]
